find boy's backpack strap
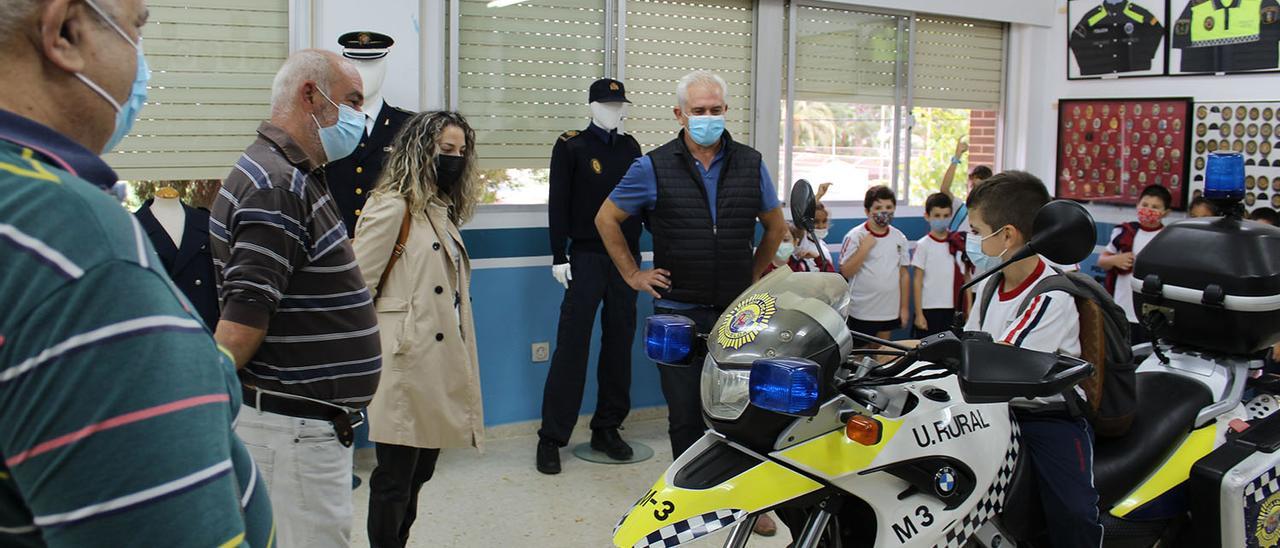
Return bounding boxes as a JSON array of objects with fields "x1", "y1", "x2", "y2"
[{"x1": 979, "y1": 271, "x2": 1004, "y2": 326}]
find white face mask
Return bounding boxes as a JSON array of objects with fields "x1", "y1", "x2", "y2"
[{"x1": 590, "y1": 102, "x2": 627, "y2": 131}]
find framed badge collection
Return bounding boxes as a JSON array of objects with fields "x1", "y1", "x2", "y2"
[
  {"x1": 1188, "y1": 101, "x2": 1280, "y2": 212},
  {"x1": 1056, "y1": 98, "x2": 1192, "y2": 208}
]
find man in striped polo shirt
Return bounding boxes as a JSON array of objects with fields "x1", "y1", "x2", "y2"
[
  {"x1": 0, "y1": 0, "x2": 273, "y2": 545},
  {"x1": 210, "y1": 49, "x2": 381, "y2": 547}
]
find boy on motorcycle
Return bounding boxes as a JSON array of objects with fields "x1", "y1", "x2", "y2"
[{"x1": 962, "y1": 171, "x2": 1103, "y2": 547}]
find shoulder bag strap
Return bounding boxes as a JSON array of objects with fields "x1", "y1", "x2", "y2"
[{"x1": 374, "y1": 202, "x2": 413, "y2": 301}]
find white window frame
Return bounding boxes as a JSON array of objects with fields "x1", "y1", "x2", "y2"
[
  {"x1": 779, "y1": 0, "x2": 1007, "y2": 211},
  {"x1": 290, "y1": 0, "x2": 1007, "y2": 221}
]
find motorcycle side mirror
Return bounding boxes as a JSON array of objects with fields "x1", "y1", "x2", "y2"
[
  {"x1": 1027, "y1": 200, "x2": 1097, "y2": 266},
  {"x1": 790, "y1": 179, "x2": 817, "y2": 232},
  {"x1": 961, "y1": 200, "x2": 1097, "y2": 292}
]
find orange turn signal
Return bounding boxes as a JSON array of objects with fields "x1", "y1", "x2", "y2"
[{"x1": 845, "y1": 415, "x2": 882, "y2": 446}]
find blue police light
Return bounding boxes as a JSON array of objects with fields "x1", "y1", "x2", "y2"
[
  {"x1": 749, "y1": 358, "x2": 821, "y2": 416},
  {"x1": 1205, "y1": 152, "x2": 1245, "y2": 201},
  {"x1": 646, "y1": 315, "x2": 696, "y2": 365}
]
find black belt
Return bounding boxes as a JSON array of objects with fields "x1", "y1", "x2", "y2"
[{"x1": 242, "y1": 385, "x2": 365, "y2": 447}]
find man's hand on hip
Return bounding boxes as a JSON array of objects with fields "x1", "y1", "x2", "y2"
[{"x1": 627, "y1": 268, "x2": 671, "y2": 298}]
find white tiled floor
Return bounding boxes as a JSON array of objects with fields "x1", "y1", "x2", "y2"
[{"x1": 349, "y1": 417, "x2": 791, "y2": 548}]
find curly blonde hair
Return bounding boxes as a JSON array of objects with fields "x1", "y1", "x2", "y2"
[{"x1": 372, "y1": 111, "x2": 480, "y2": 224}]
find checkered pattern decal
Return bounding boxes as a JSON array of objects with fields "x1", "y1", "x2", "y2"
[
  {"x1": 632, "y1": 509, "x2": 746, "y2": 548},
  {"x1": 937, "y1": 414, "x2": 1021, "y2": 548},
  {"x1": 1245, "y1": 466, "x2": 1280, "y2": 505}
]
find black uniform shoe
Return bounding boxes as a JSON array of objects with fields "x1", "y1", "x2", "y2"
[
  {"x1": 537, "y1": 438, "x2": 561, "y2": 475},
  {"x1": 591, "y1": 428, "x2": 634, "y2": 461}
]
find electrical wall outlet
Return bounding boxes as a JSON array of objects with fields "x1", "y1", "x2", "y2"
[{"x1": 532, "y1": 342, "x2": 551, "y2": 363}]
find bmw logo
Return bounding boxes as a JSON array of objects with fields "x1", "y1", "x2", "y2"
[{"x1": 934, "y1": 467, "x2": 958, "y2": 497}]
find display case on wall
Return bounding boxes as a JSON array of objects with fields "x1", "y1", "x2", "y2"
[
  {"x1": 1056, "y1": 97, "x2": 1192, "y2": 209},
  {"x1": 1189, "y1": 101, "x2": 1280, "y2": 212},
  {"x1": 1067, "y1": 0, "x2": 1168, "y2": 80}
]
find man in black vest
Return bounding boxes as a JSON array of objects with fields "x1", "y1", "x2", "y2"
[{"x1": 596, "y1": 71, "x2": 787, "y2": 458}]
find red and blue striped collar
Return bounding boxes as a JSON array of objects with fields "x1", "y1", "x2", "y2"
[{"x1": 0, "y1": 108, "x2": 120, "y2": 191}]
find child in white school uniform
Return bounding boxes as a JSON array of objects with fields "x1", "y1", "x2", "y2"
[
  {"x1": 912, "y1": 192, "x2": 964, "y2": 338},
  {"x1": 796, "y1": 202, "x2": 835, "y2": 271},
  {"x1": 839, "y1": 185, "x2": 910, "y2": 340}
]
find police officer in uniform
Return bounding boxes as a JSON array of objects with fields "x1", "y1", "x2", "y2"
[
  {"x1": 1069, "y1": 0, "x2": 1165, "y2": 75},
  {"x1": 1173, "y1": 0, "x2": 1280, "y2": 73},
  {"x1": 536, "y1": 79, "x2": 643, "y2": 475},
  {"x1": 326, "y1": 31, "x2": 414, "y2": 236}
]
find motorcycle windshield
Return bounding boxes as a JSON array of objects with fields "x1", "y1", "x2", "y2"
[{"x1": 708, "y1": 268, "x2": 852, "y2": 366}]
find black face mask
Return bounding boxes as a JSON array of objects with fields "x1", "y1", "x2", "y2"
[{"x1": 435, "y1": 154, "x2": 466, "y2": 194}]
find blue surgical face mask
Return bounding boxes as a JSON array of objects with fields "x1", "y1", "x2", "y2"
[
  {"x1": 775, "y1": 242, "x2": 795, "y2": 261},
  {"x1": 313, "y1": 87, "x2": 365, "y2": 163},
  {"x1": 965, "y1": 227, "x2": 1008, "y2": 273},
  {"x1": 75, "y1": 0, "x2": 150, "y2": 154},
  {"x1": 929, "y1": 218, "x2": 950, "y2": 233},
  {"x1": 687, "y1": 115, "x2": 726, "y2": 147}
]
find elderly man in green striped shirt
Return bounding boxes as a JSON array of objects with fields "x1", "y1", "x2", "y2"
[{"x1": 0, "y1": 0, "x2": 273, "y2": 546}]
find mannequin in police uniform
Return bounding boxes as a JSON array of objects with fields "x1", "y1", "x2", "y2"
[
  {"x1": 326, "y1": 31, "x2": 414, "y2": 236},
  {"x1": 536, "y1": 79, "x2": 644, "y2": 475}
]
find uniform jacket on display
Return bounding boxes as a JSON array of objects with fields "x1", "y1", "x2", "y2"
[
  {"x1": 1070, "y1": 0, "x2": 1165, "y2": 75},
  {"x1": 353, "y1": 192, "x2": 484, "y2": 450},
  {"x1": 134, "y1": 199, "x2": 220, "y2": 329},
  {"x1": 325, "y1": 101, "x2": 414, "y2": 236},
  {"x1": 548, "y1": 124, "x2": 643, "y2": 263},
  {"x1": 1173, "y1": 0, "x2": 1280, "y2": 73}
]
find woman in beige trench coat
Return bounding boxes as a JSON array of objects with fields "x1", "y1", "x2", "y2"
[{"x1": 352, "y1": 111, "x2": 484, "y2": 548}]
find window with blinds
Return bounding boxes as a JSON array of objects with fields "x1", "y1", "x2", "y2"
[
  {"x1": 457, "y1": 0, "x2": 607, "y2": 170},
  {"x1": 106, "y1": 0, "x2": 289, "y2": 182},
  {"x1": 623, "y1": 0, "x2": 755, "y2": 151},
  {"x1": 791, "y1": 6, "x2": 905, "y2": 105},
  {"x1": 911, "y1": 16, "x2": 1005, "y2": 111}
]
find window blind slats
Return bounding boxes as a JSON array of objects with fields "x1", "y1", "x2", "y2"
[
  {"x1": 457, "y1": 0, "x2": 606, "y2": 170},
  {"x1": 147, "y1": 5, "x2": 288, "y2": 28},
  {"x1": 791, "y1": 6, "x2": 904, "y2": 106},
  {"x1": 623, "y1": 0, "x2": 754, "y2": 151},
  {"x1": 102, "y1": 1, "x2": 286, "y2": 181},
  {"x1": 144, "y1": 23, "x2": 288, "y2": 43},
  {"x1": 911, "y1": 16, "x2": 1004, "y2": 110}
]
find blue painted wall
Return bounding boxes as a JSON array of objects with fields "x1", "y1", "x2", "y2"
[{"x1": 458, "y1": 214, "x2": 1118, "y2": 427}]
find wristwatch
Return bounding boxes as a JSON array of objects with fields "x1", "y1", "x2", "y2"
[{"x1": 950, "y1": 156, "x2": 962, "y2": 165}]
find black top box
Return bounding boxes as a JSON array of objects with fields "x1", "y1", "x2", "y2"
[{"x1": 1133, "y1": 217, "x2": 1280, "y2": 355}]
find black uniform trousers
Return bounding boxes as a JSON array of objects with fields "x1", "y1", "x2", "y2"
[
  {"x1": 367, "y1": 443, "x2": 441, "y2": 548},
  {"x1": 654, "y1": 305, "x2": 722, "y2": 459},
  {"x1": 538, "y1": 251, "x2": 638, "y2": 446}
]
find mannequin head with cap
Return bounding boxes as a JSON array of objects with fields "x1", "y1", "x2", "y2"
[
  {"x1": 338, "y1": 31, "x2": 393, "y2": 109},
  {"x1": 588, "y1": 78, "x2": 631, "y2": 132}
]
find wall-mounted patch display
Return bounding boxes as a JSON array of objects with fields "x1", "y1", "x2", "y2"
[
  {"x1": 1190, "y1": 100, "x2": 1280, "y2": 213},
  {"x1": 1057, "y1": 97, "x2": 1191, "y2": 207}
]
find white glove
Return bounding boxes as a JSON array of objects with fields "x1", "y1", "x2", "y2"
[{"x1": 552, "y1": 263, "x2": 572, "y2": 289}]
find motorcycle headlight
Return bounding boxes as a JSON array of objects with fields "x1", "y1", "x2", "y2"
[{"x1": 701, "y1": 356, "x2": 752, "y2": 421}]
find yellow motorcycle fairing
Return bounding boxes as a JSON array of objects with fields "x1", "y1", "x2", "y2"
[
  {"x1": 612, "y1": 456, "x2": 822, "y2": 548},
  {"x1": 1110, "y1": 423, "x2": 1218, "y2": 518}
]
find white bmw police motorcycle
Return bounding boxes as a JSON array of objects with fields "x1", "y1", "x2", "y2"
[{"x1": 611, "y1": 179, "x2": 1280, "y2": 548}]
